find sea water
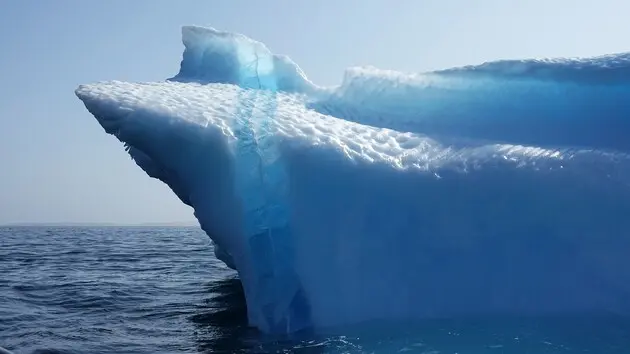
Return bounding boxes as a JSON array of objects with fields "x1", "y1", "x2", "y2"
[{"x1": 1, "y1": 227, "x2": 629, "y2": 353}]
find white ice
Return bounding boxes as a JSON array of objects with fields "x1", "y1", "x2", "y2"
[{"x1": 76, "y1": 26, "x2": 630, "y2": 334}]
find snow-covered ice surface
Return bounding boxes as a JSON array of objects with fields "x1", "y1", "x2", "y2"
[{"x1": 76, "y1": 26, "x2": 630, "y2": 334}]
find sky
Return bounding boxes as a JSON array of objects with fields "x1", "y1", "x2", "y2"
[{"x1": 0, "y1": 0, "x2": 628, "y2": 224}]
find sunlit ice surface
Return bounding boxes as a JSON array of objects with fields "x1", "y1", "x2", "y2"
[{"x1": 76, "y1": 25, "x2": 630, "y2": 335}]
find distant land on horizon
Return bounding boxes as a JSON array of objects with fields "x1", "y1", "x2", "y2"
[{"x1": 1, "y1": 221, "x2": 200, "y2": 227}]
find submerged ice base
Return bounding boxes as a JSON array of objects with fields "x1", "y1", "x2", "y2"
[{"x1": 76, "y1": 26, "x2": 630, "y2": 334}]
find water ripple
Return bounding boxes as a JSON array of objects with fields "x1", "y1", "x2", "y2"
[
  {"x1": 2, "y1": 226, "x2": 630, "y2": 353},
  {"x1": 0, "y1": 226, "x2": 233, "y2": 354}
]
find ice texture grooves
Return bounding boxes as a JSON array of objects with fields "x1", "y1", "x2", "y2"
[{"x1": 76, "y1": 26, "x2": 630, "y2": 334}]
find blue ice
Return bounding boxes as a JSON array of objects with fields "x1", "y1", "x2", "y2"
[{"x1": 76, "y1": 26, "x2": 630, "y2": 334}]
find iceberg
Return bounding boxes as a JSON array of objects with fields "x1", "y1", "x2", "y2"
[{"x1": 75, "y1": 26, "x2": 630, "y2": 334}]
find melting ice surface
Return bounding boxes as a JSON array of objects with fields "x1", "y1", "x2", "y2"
[{"x1": 76, "y1": 26, "x2": 630, "y2": 334}]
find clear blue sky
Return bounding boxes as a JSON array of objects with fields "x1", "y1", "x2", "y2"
[{"x1": 0, "y1": 0, "x2": 628, "y2": 224}]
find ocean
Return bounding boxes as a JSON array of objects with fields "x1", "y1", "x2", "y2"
[{"x1": 1, "y1": 226, "x2": 629, "y2": 353}]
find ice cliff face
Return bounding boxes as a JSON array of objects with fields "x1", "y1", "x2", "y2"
[{"x1": 76, "y1": 26, "x2": 630, "y2": 334}]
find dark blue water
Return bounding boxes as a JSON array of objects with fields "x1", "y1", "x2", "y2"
[{"x1": 1, "y1": 227, "x2": 630, "y2": 353}]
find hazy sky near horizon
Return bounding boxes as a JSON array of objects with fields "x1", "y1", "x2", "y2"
[{"x1": 0, "y1": 0, "x2": 628, "y2": 224}]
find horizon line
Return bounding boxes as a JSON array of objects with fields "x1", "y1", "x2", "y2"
[{"x1": 0, "y1": 221, "x2": 200, "y2": 227}]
